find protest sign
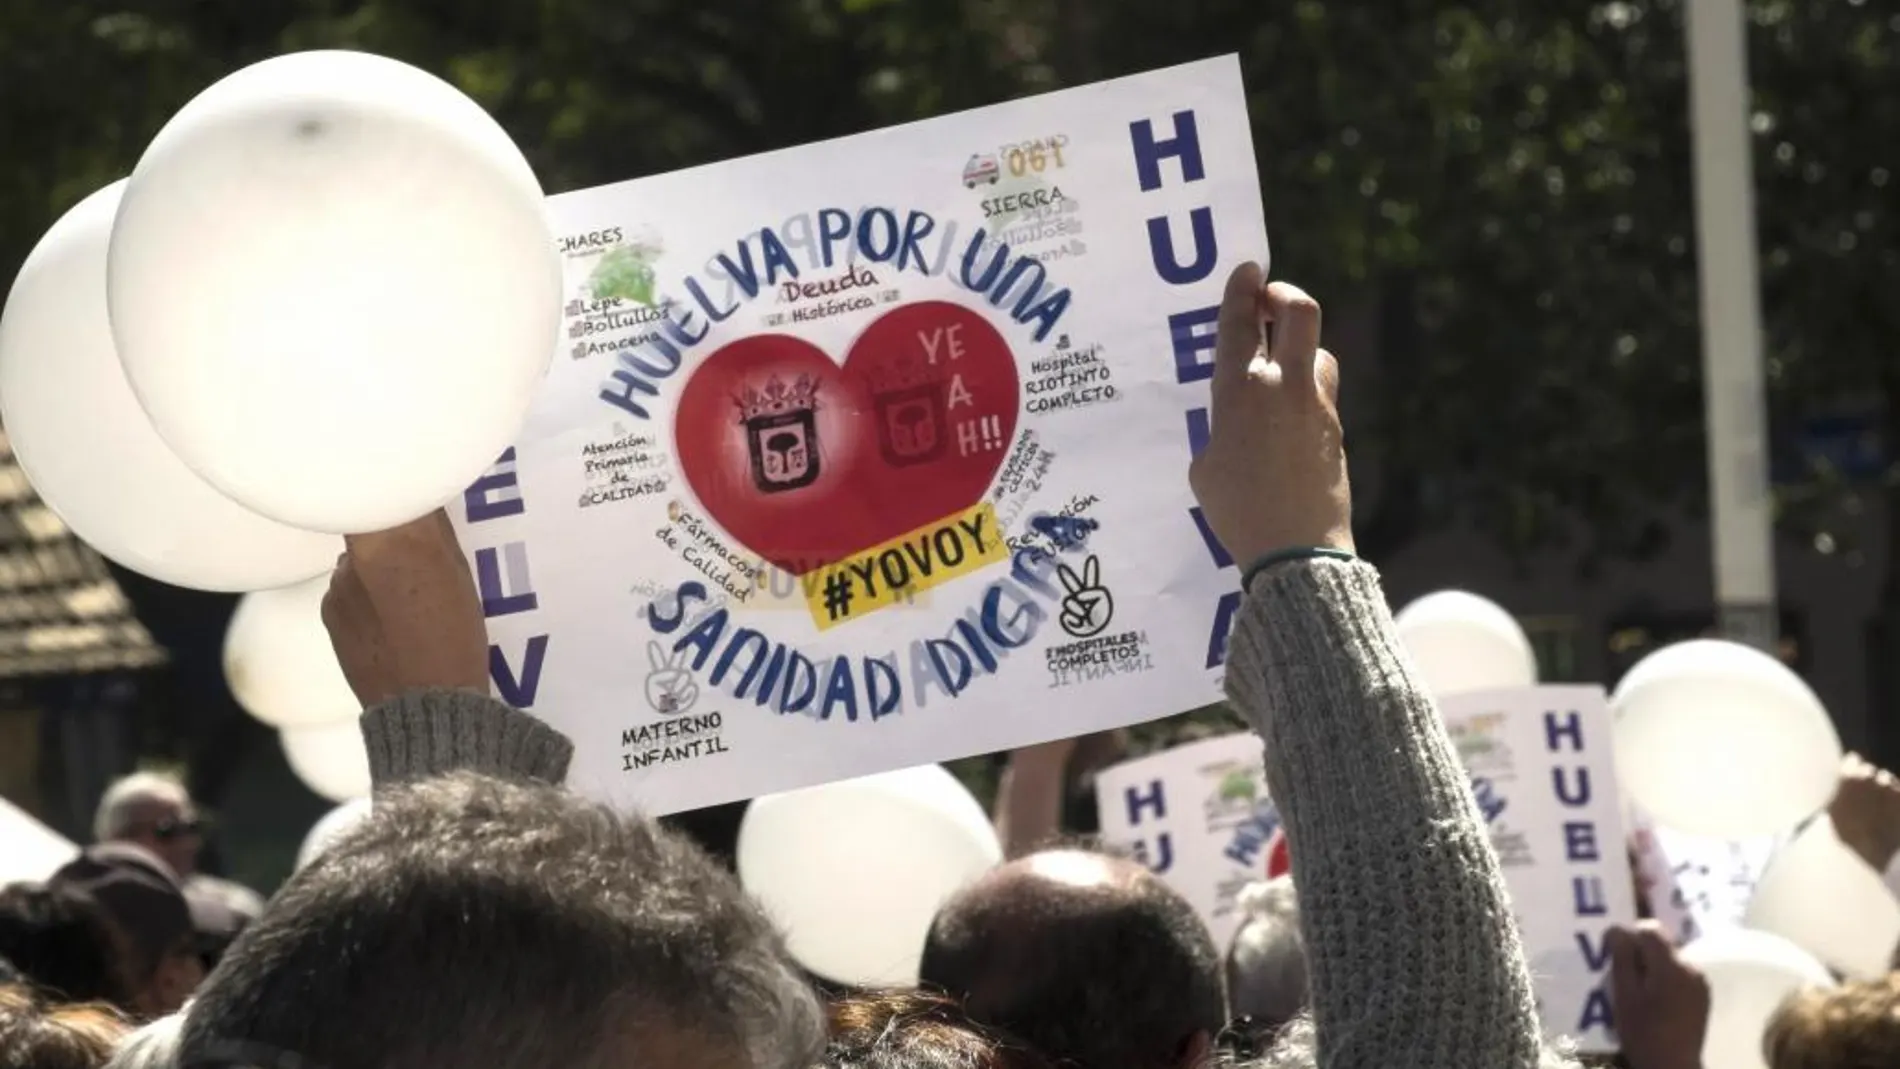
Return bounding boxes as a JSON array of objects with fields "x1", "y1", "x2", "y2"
[
  {"x1": 1094, "y1": 685, "x2": 1636, "y2": 1053},
  {"x1": 1093, "y1": 733, "x2": 1279, "y2": 950},
  {"x1": 450, "y1": 57, "x2": 1265, "y2": 814},
  {"x1": 1628, "y1": 811, "x2": 1781, "y2": 947}
]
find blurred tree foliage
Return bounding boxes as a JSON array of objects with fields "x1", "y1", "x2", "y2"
[{"x1": 3, "y1": 0, "x2": 1892, "y2": 570}]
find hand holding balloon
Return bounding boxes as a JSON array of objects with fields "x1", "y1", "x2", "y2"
[
  {"x1": 1607, "y1": 923, "x2": 1709, "y2": 1069},
  {"x1": 321, "y1": 510, "x2": 489, "y2": 708},
  {"x1": 1828, "y1": 753, "x2": 1900, "y2": 875}
]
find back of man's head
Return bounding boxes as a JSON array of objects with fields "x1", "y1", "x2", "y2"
[
  {"x1": 181, "y1": 772, "x2": 824, "y2": 1069},
  {"x1": 919, "y1": 849, "x2": 1223, "y2": 1069},
  {"x1": 1225, "y1": 878, "x2": 1309, "y2": 1037}
]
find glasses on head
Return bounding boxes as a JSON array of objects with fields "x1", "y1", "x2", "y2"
[{"x1": 144, "y1": 816, "x2": 205, "y2": 841}]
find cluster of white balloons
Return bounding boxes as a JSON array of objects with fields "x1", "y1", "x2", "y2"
[
  {"x1": 1394, "y1": 586, "x2": 1874, "y2": 1069},
  {"x1": 223, "y1": 573, "x2": 371, "y2": 802},
  {"x1": 0, "y1": 50, "x2": 560, "y2": 801},
  {"x1": 1609, "y1": 636, "x2": 1860, "y2": 1069},
  {"x1": 0, "y1": 49, "x2": 557, "y2": 578}
]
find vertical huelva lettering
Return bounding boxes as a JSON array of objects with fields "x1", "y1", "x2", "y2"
[
  {"x1": 462, "y1": 450, "x2": 551, "y2": 708},
  {"x1": 476, "y1": 542, "x2": 539, "y2": 618},
  {"x1": 1544, "y1": 709, "x2": 1585, "y2": 752},
  {"x1": 1564, "y1": 821, "x2": 1601, "y2": 862},
  {"x1": 1543, "y1": 703, "x2": 1616, "y2": 1038},
  {"x1": 1571, "y1": 876, "x2": 1608, "y2": 917},
  {"x1": 1551, "y1": 767, "x2": 1592, "y2": 808},
  {"x1": 1147, "y1": 208, "x2": 1219, "y2": 285},
  {"x1": 1134, "y1": 833, "x2": 1176, "y2": 873},
  {"x1": 1190, "y1": 510, "x2": 1234, "y2": 570},
  {"x1": 1185, "y1": 409, "x2": 1211, "y2": 456},
  {"x1": 1124, "y1": 780, "x2": 1168, "y2": 824},
  {"x1": 1578, "y1": 988, "x2": 1614, "y2": 1033},
  {"x1": 1168, "y1": 307, "x2": 1221, "y2": 384},
  {"x1": 1128, "y1": 110, "x2": 1207, "y2": 192},
  {"x1": 491, "y1": 635, "x2": 549, "y2": 708},
  {"x1": 1206, "y1": 590, "x2": 1240, "y2": 668},
  {"x1": 1129, "y1": 103, "x2": 1230, "y2": 673},
  {"x1": 464, "y1": 448, "x2": 525, "y2": 522}
]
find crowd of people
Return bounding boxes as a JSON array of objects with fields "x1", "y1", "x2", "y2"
[{"x1": 3, "y1": 266, "x2": 1899, "y2": 1069}]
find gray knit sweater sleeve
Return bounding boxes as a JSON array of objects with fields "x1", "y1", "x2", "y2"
[
  {"x1": 360, "y1": 688, "x2": 573, "y2": 787},
  {"x1": 1225, "y1": 558, "x2": 1546, "y2": 1069}
]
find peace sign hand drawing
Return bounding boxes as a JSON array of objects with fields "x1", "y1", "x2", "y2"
[
  {"x1": 644, "y1": 641, "x2": 700, "y2": 715},
  {"x1": 1057, "y1": 556, "x2": 1114, "y2": 639}
]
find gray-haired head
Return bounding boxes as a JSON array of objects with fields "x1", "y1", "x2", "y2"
[
  {"x1": 1225, "y1": 878, "x2": 1309, "y2": 1035},
  {"x1": 94, "y1": 772, "x2": 192, "y2": 843},
  {"x1": 104, "y1": 1010, "x2": 185, "y2": 1069},
  {"x1": 180, "y1": 771, "x2": 824, "y2": 1069}
]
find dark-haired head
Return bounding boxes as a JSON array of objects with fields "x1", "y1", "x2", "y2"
[
  {"x1": 181, "y1": 771, "x2": 824, "y2": 1069},
  {"x1": 824, "y1": 991, "x2": 1060, "y2": 1069},
  {"x1": 0, "y1": 883, "x2": 129, "y2": 1008},
  {"x1": 920, "y1": 849, "x2": 1224, "y2": 1069}
]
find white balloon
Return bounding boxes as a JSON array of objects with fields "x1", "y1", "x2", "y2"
[
  {"x1": 0, "y1": 181, "x2": 339, "y2": 592},
  {"x1": 1612, "y1": 640, "x2": 1840, "y2": 839},
  {"x1": 1393, "y1": 590, "x2": 1537, "y2": 695},
  {"x1": 109, "y1": 50, "x2": 561, "y2": 534},
  {"x1": 224, "y1": 574, "x2": 359, "y2": 728},
  {"x1": 1680, "y1": 928, "x2": 1834, "y2": 1069},
  {"x1": 282, "y1": 720, "x2": 371, "y2": 802},
  {"x1": 738, "y1": 764, "x2": 1002, "y2": 986},
  {"x1": 1745, "y1": 814, "x2": 1900, "y2": 980},
  {"x1": 295, "y1": 797, "x2": 372, "y2": 872}
]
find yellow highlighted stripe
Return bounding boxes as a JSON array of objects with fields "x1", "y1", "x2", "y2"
[{"x1": 804, "y1": 502, "x2": 1006, "y2": 630}]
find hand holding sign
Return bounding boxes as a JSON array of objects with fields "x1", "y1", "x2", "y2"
[
  {"x1": 1188, "y1": 266, "x2": 1353, "y2": 568},
  {"x1": 1608, "y1": 923, "x2": 1710, "y2": 1069}
]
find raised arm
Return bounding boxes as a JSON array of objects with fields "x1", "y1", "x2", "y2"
[
  {"x1": 992, "y1": 736, "x2": 1078, "y2": 858},
  {"x1": 322, "y1": 510, "x2": 573, "y2": 786},
  {"x1": 1189, "y1": 264, "x2": 1551, "y2": 1069}
]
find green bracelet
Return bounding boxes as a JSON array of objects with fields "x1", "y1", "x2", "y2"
[{"x1": 1240, "y1": 547, "x2": 1356, "y2": 591}]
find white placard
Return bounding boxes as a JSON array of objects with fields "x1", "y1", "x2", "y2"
[
  {"x1": 0, "y1": 795, "x2": 78, "y2": 884},
  {"x1": 450, "y1": 57, "x2": 1265, "y2": 815},
  {"x1": 1093, "y1": 733, "x2": 1279, "y2": 951},
  {"x1": 1095, "y1": 685, "x2": 1636, "y2": 1053},
  {"x1": 1628, "y1": 811, "x2": 1781, "y2": 946}
]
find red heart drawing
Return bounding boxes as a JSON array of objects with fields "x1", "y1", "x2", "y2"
[{"x1": 674, "y1": 301, "x2": 1020, "y2": 576}]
